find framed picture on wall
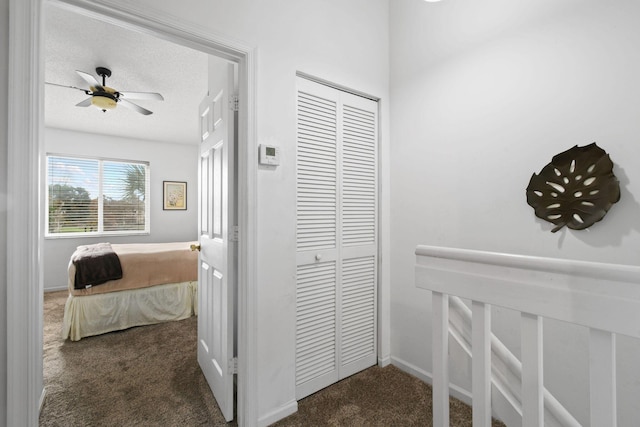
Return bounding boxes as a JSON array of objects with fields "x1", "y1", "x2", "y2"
[{"x1": 163, "y1": 181, "x2": 187, "y2": 210}]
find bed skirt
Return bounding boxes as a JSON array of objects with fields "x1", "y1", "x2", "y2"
[{"x1": 62, "y1": 281, "x2": 198, "y2": 341}]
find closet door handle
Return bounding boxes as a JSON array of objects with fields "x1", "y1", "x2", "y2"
[{"x1": 315, "y1": 254, "x2": 322, "y2": 261}]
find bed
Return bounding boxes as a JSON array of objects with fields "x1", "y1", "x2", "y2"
[{"x1": 62, "y1": 241, "x2": 199, "y2": 341}]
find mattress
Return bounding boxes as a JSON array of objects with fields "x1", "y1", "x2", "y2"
[{"x1": 69, "y1": 241, "x2": 198, "y2": 296}]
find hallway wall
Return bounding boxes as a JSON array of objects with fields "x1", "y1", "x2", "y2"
[
  {"x1": 1, "y1": 1, "x2": 390, "y2": 424},
  {"x1": 389, "y1": 0, "x2": 640, "y2": 424},
  {"x1": 0, "y1": 0, "x2": 8, "y2": 420},
  {"x1": 75, "y1": 0, "x2": 391, "y2": 424}
]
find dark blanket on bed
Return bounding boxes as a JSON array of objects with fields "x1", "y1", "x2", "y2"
[{"x1": 71, "y1": 243, "x2": 123, "y2": 289}]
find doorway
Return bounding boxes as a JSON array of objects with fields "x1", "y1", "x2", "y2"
[{"x1": 6, "y1": 1, "x2": 257, "y2": 425}]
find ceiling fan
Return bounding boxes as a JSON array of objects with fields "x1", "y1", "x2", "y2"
[{"x1": 46, "y1": 67, "x2": 164, "y2": 115}]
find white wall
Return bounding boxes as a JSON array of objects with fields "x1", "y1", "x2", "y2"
[
  {"x1": 43, "y1": 127, "x2": 198, "y2": 290},
  {"x1": 5, "y1": 0, "x2": 640, "y2": 425},
  {"x1": 1, "y1": 1, "x2": 390, "y2": 424},
  {"x1": 0, "y1": 0, "x2": 8, "y2": 420},
  {"x1": 390, "y1": 0, "x2": 640, "y2": 425},
  {"x1": 62, "y1": 1, "x2": 391, "y2": 424}
]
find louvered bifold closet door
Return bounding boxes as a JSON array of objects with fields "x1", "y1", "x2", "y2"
[
  {"x1": 339, "y1": 94, "x2": 378, "y2": 378},
  {"x1": 296, "y1": 79, "x2": 340, "y2": 399},
  {"x1": 296, "y1": 77, "x2": 378, "y2": 400}
]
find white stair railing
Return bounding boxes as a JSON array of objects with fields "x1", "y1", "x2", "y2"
[
  {"x1": 448, "y1": 295, "x2": 580, "y2": 427},
  {"x1": 416, "y1": 245, "x2": 640, "y2": 427}
]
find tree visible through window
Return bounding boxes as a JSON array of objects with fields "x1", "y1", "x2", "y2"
[{"x1": 47, "y1": 155, "x2": 150, "y2": 236}]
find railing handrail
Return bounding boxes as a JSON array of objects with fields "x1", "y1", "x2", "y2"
[
  {"x1": 416, "y1": 245, "x2": 640, "y2": 339},
  {"x1": 416, "y1": 245, "x2": 630, "y2": 426},
  {"x1": 415, "y1": 245, "x2": 640, "y2": 284}
]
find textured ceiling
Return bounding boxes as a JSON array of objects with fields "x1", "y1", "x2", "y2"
[{"x1": 44, "y1": 5, "x2": 209, "y2": 145}]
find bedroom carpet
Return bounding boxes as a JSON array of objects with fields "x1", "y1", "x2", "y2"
[
  {"x1": 41, "y1": 290, "x2": 504, "y2": 427},
  {"x1": 40, "y1": 290, "x2": 228, "y2": 426}
]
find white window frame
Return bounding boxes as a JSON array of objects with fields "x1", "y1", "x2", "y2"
[{"x1": 45, "y1": 153, "x2": 151, "y2": 238}]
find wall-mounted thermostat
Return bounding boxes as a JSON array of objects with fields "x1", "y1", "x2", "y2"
[{"x1": 259, "y1": 144, "x2": 280, "y2": 166}]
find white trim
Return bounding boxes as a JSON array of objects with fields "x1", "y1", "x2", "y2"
[
  {"x1": 39, "y1": 388, "x2": 47, "y2": 413},
  {"x1": 48, "y1": 0, "x2": 248, "y2": 61},
  {"x1": 296, "y1": 71, "x2": 379, "y2": 102},
  {"x1": 377, "y1": 355, "x2": 391, "y2": 367},
  {"x1": 257, "y1": 400, "x2": 298, "y2": 427},
  {"x1": 391, "y1": 355, "x2": 517, "y2": 426},
  {"x1": 415, "y1": 246, "x2": 640, "y2": 426},
  {"x1": 44, "y1": 286, "x2": 68, "y2": 293},
  {"x1": 415, "y1": 245, "x2": 640, "y2": 338},
  {"x1": 376, "y1": 96, "x2": 391, "y2": 378},
  {"x1": 7, "y1": 0, "x2": 44, "y2": 425},
  {"x1": 238, "y1": 44, "x2": 259, "y2": 427},
  {"x1": 415, "y1": 244, "x2": 640, "y2": 281},
  {"x1": 9, "y1": 1, "x2": 259, "y2": 425},
  {"x1": 390, "y1": 356, "x2": 472, "y2": 405}
]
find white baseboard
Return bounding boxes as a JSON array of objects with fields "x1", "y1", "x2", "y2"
[
  {"x1": 378, "y1": 355, "x2": 391, "y2": 367},
  {"x1": 390, "y1": 356, "x2": 472, "y2": 406},
  {"x1": 44, "y1": 286, "x2": 68, "y2": 293},
  {"x1": 39, "y1": 387, "x2": 46, "y2": 413},
  {"x1": 257, "y1": 399, "x2": 298, "y2": 427},
  {"x1": 391, "y1": 356, "x2": 516, "y2": 425}
]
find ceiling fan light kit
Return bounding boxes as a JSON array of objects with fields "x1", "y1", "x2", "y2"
[
  {"x1": 91, "y1": 67, "x2": 117, "y2": 112},
  {"x1": 46, "y1": 66, "x2": 164, "y2": 115},
  {"x1": 91, "y1": 90, "x2": 118, "y2": 111}
]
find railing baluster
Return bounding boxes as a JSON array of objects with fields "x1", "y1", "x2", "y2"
[
  {"x1": 432, "y1": 291, "x2": 449, "y2": 427},
  {"x1": 472, "y1": 301, "x2": 491, "y2": 427},
  {"x1": 589, "y1": 329, "x2": 617, "y2": 427},
  {"x1": 416, "y1": 245, "x2": 640, "y2": 426},
  {"x1": 521, "y1": 312, "x2": 543, "y2": 427}
]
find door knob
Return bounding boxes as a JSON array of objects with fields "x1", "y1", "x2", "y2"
[
  {"x1": 315, "y1": 254, "x2": 322, "y2": 261},
  {"x1": 190, "y1": 244, "x2": 201, "y2": 252}
]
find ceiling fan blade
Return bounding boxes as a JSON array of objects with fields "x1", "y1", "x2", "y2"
[
  {"x1": 45, "y1": 82, "x2": 90, "y2": 93},
  {"x1": 118, "y1": 98, "x2": 153, "y2": 115},
  {"x1": 75, "y1": 98, "x2": 93, "y2": 107},
  {"x1": 75, "y1": 70, "x2": 103, "y2": 91},
  {"x1": 118, "y1": 91, "x2": 164, "y2": 101}
]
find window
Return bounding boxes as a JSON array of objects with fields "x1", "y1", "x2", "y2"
[{"x1": 46, "y1": 154, "x2": 150, "y2": 237}]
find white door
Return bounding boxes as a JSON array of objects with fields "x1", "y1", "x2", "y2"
[
  {"x1": 295, "y1": 77, "x2": 378, "y2": 399},
  {"x1": 197, "y1": 60, "x2": 236, "y2": 422}
]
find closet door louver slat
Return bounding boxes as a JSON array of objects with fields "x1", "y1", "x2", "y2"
[
  {"x1": 296, "y1": 90, "x2": 337, "y2": 252},
  {"x1": 295, "y1": 261, "x2": 337, "y2": 387},
  {"x1": 341, "y1": 256, "x2": 376, "y2": 366},
  {"x1": 342, "y1": 104, "x2": 376, "y2": 247}
]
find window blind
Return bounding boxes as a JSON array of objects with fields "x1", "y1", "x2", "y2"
[{"x1": 47, "y1": 155, "x2": 150, "y2": 236}]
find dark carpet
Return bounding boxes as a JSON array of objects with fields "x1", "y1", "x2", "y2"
[
  {"x1": 273, "y1": 365, "x2": 505, "y2": 427},
  {"x1": 40, "y1": 290, "x2": 227, "y2": 426},
  {"x1": 41, "y1": 290, "x2": 504, "y2": 426}
]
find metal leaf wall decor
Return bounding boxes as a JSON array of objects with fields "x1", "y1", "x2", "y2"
[{"x1": 526, "y1": 143, "x2": 620, "y2": 233}]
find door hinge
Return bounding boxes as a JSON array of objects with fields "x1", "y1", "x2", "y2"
[
  {"x1": 229, "y1": 94, "x2": 239, "y2": 112},
  {"x1": 230, "y1": 225, "x2": 239, "y2": 242},
  {"x1": 229, "y1": 357, "x2": 238, "y2": 374}
]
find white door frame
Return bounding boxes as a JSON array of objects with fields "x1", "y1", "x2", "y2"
[{"x1": 7, "y1": 0, "x2": 258, "y2": 425}]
